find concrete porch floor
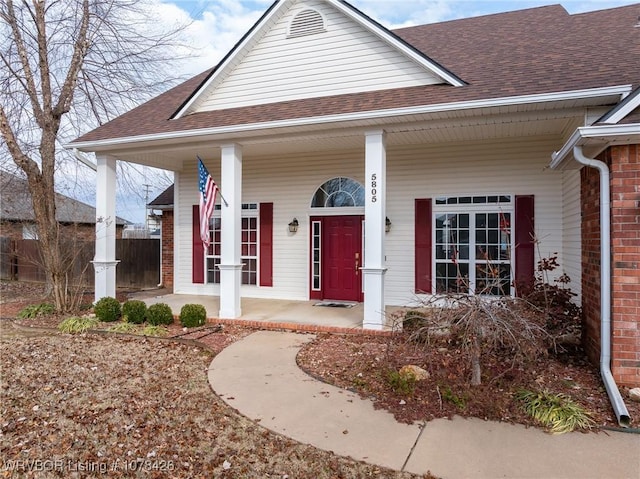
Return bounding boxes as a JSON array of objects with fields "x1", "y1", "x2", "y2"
[{"x1": 131, "y1": 292, "x2": 400, "y2": 330}]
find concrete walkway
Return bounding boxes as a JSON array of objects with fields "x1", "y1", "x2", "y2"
[{"x1": 208, "y1": 330, "x2": 640, "y2": 479}]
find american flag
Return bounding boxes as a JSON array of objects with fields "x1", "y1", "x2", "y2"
[{"x1": 198, "y1": 157, "x2": 218, "y2": 248}]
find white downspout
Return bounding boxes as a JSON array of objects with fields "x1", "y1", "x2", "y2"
[{"x1": 573, "y1": 146, "x2": 630, "y2": 427}]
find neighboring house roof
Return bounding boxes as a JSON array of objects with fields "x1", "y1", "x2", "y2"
[
  {"x1": 0, "y1": 171, "x2": 128, "y2": 225},
  {"x1": 70, "y1": 3, "x2": 639, "y2": 146},
  {"x1": 147, "y1": 184, "x2": 174, "y2": 210}
]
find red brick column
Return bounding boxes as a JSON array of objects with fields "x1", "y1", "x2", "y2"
[
  {"x1": 161, "y1": 210, "x2": 174, "y2": 291},
  {"x1": 609, "y1": 145, "x2": 640, "y2": 387},
  {"x1": 581, "y1": 145, "x2": 640, "y2": 387}
]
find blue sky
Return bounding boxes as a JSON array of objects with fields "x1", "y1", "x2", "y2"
[{"x1": 173, "y1": 0, "x2": 637, "y2": 24}]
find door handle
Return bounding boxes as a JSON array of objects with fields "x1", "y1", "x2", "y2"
[{"x1": 355, "y1": 252, "x2": 359, "y2": 274}]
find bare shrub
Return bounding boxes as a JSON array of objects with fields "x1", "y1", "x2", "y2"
[{"x1": 403, "y1": 292, "x2": 549, "y2": 385}]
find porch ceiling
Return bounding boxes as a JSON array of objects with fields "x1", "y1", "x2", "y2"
[{"x1": 90, "y1": 101, "x2": 607, "y2": 171}]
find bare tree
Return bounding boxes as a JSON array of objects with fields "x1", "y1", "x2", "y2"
[{"x1": 0, "y1": 0, "x2": 190, "y2": 311}]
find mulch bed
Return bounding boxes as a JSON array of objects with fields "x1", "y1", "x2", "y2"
[{"x1": 296, "y1": 332, "x2": 640, "y2": 431}]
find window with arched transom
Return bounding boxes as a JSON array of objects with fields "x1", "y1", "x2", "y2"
[{"x1": 310, "y1": 177, "x2": 365, "y2": 208}]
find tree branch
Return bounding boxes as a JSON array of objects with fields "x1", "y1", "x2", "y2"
[{"x1": 2, "y1": 0, "x2": 45, "y2": 126}]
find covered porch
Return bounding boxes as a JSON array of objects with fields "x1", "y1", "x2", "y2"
[{"x1": 130, "y1": 291, "x2": 403, "y2": 331}]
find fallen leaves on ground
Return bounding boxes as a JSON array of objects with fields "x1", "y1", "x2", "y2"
[
  {"x1": 296, "y1": 333, "x2": 640, "y2": 430},
  {"x1": 1, "y1": 333, "x2": 429, "y2": 478}
]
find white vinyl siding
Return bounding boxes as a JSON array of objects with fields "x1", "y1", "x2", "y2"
[
  {"x1": 384, "y1": 137, "x2": 565, "y2": 305},
  {"x1": 174, "y1": 151, "x2": 365, "y2": 300},
  {"x1": 173, "y1": 136, "x2": 567, "y2": 307},
  {"x1": 196, "y1": 0, "x2": 441, "y2": 112},
  {"x1": 561, "y1": 168, "x2": 582, "y2": 300}
]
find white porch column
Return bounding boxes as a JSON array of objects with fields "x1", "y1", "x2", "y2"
[
  {"x1": 93, "y1": 154, "x2": 119, "y2": 302},
  {"x1": 219, "y1": 144, "x2": 243, "y2": 318},
  {"x1": 362, "y1": 130, "x2": 387, "y2": 330}
]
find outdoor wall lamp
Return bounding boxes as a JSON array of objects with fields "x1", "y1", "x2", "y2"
[
  {"x1": 385, "y1": 217, "x2": 392, "y2": 233},
  {"x1": 288, "y1": 218, "x2": 299, "y2": 234}
]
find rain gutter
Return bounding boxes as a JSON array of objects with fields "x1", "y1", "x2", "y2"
[{"x1": 551, "y1": 142, "x2": 631, "y2": 427}]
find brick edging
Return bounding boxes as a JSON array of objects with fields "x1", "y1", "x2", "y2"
[{"x1": 207, "y1": 317, "x2": 397, "y2": 336}]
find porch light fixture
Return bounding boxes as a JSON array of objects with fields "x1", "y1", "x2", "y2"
[
  {"x1": 288, "y1": 218, "x2": 299, "y2": 234},
  {"x1": 385, "y1": 217, "x2": 392, "y2": 233}
]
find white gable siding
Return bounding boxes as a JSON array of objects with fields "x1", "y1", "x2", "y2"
[
  {"x1": 196, "y1": 0, "x2": 441, "y2": 112},
  {"x1": 173, "y1": 136, "x2": 569, "y2": 308},
  {"x1": 561, "y1": 168, "x2": 582, "y2": 301}
]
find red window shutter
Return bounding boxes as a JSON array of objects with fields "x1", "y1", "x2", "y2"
[
  {"x1": 415, "y1": 198, "x2": 432, "y2": 293},
  {"x1": 192, "y1": 205, "x2": 204, "y2": 284},
  {"x1": 259, "y1": 202, "x2": 273, "y2": 287},
  {"x1": 514, "y1": 195, "x2": 535, "y2": 295}
]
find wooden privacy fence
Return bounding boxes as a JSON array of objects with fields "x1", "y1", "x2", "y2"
[
  {"x1": 0, "y1": 237, "x2": 17, "y2": 281},
  {"x1": 0, "y1": 238, "x2": 160, "y2": 289}
]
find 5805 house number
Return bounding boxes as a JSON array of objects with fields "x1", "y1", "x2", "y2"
[{"x1": 370, "y1": 173, "x2": 378, "y2": 202}]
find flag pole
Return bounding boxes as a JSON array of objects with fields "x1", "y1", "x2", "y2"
[
  {"x1": 197, "y1": 155, "x2": 229, "y2": 207},
  {"x1": 218, "y1": 190, "x2": 229, "y2": 207}
]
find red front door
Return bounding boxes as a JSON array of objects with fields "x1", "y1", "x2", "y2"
[{"x1": 321, "y1": 216, "x2": 363, "y2": 302}]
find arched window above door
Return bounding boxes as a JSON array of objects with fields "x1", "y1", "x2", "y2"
[{"x1": 311, "y1": 177, "x2": 365, "y2": 208}]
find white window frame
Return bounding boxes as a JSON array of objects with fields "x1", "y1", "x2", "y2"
[
  {"x1": 433, "y1": 195, "x2": 515, "y2": 296},
  {"x1": 205, "y1": 203, "x2": 260, "y2": 286}
]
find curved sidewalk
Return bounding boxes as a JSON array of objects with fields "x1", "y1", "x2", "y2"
[{"x1": 208, "y1": 330, "x2": 640, "y2": 478}]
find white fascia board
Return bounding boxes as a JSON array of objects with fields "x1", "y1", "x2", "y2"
[
  {"x1": 68, "y1": 84, "x2": 632, "y2": 152},
  {"x1": 172, "y1": 0, "x2": 292, "y2": 120},
  {"x1": 550, "y1": 123, "x2": 640, "y2": 169},
  {"x1": 602, "y1": 89, "x2": 640, "y2": 124},
  {"x1": 326, "y1": 0, "x2": 465, "y2": 87},
  {"x1": 550, "y1": 129, "x2": 582, "y2": 169}
]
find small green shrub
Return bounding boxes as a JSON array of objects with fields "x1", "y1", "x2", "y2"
[
  {"x1": 387, "y1": 369, "x2": 416, "y2": 396},
  {"x1": 180, "y1": 303, "x2": 207, "y2": 328},
  {"x1": 122, "y1": 300, "x2": 147, "y2": 324},
  {"x1": 515, "y1": 389, "x2": 594, "y2": 434},
  {"x1": 441, "y1": 385, "x2": 467, "y2": 410},
  {"x1": 58, "y1": 316, "x2": 100, "y2": 334},
  {"x1": 109, "y1": 322, "x2": 140, "y2": 334},
  {"x1": 17, "y1": 303, "x2": 55, "y2": 319},
  {"x1": 93, "y1": 297, "x2": 121, "y2": 322},
  {"x1": 142, "y1": 325, "x2": 168, "y2": 337},
  {"x1": 146, "y1": 303, "x2": 174, "y2": 325}
]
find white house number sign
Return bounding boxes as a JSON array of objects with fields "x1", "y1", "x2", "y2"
[{"x1": 370, "y1": 173, "x2": 378, "y2": 202}]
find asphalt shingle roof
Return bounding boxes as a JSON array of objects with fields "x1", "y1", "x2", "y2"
[
  {"x1": 72, "y1": 4, "x2": 640, "y2": 145},
  {"x1": 0, "y1": 171, "x2": 128, "y2": 225},
  {"x1": 147, "y1": 184, "x2": 174, "y2": 208}
]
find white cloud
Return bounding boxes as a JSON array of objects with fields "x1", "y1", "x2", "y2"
[
  {"x1": 160, "y1": 0, "x2": 267, "y2": 75},
  {"x1": 349, "y1": 0, "x2": 457, "y2": 28}
]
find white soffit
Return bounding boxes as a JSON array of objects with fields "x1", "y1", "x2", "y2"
[{"x1": 173, "y1": 0, "x2": 463, "y2": 118}]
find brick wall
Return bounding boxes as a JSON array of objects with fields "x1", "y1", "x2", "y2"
[
  {"x1": 581, "y1": 145, "x2": 640, "y2": 387},
  {"x1": 610, "y1": 145, "x2": 640, "y2": 387},
  {"x1": 581, "y1": 166, "x2": 602, "y2": 364},
  {"x1": 161, "y1": 210, "x2": 174, "y2": 291},
  {"x1": 0, "y1": 221, "x2": 23, "y2": 239}
]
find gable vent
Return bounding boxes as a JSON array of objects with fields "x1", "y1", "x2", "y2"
[{"x1": 288, "y1": 9, "x2": 326, "y2": 38}]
